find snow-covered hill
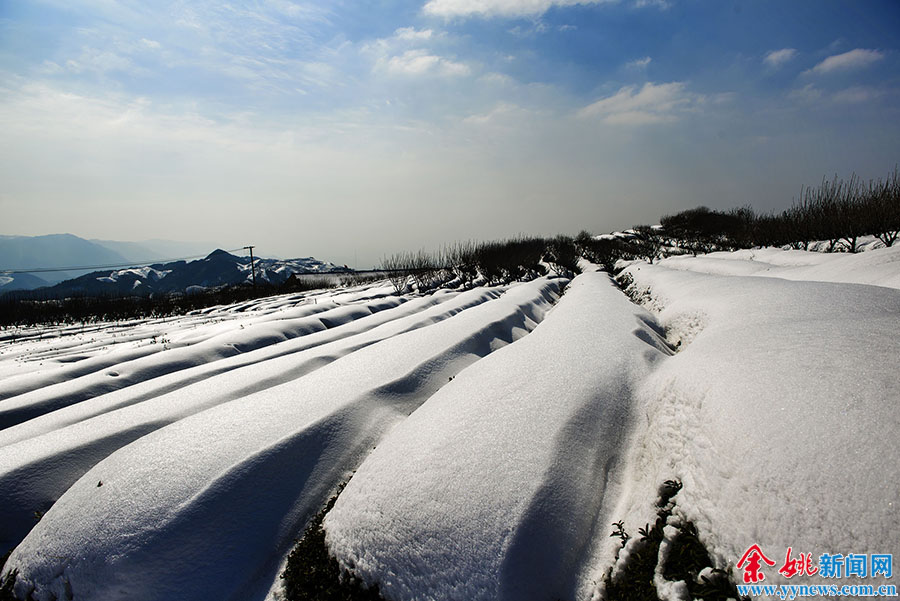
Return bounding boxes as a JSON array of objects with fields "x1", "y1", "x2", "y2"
[
  {"x1": 0, "y1": 245, "x2": 897, "y2": 601},
  {"x1": 4, "y1": 249, "x2": 348, "y2": 298}
]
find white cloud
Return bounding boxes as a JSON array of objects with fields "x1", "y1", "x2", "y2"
[
  {"x1": 479, "y1": 72, "x2": 514, "y2": 85},
  {"x1": 832, "y1": 86, "x2": 881, "y2": 104},
  {"x1": 463, "y1": 102, "x2": 531, "y2": 125},
  {"x1": 763, "y1": 48, "x2": 797, "y2": 68},
  {"x1": 438, "y1": 59, "x2": 471, "y2": 76},
  {"x1": 393, "y1": 27, "x2": 434, "y2": 42},
  {"x1": 384, "y1": 49, "x2": 470, "y2": 77},
  {"x1": 507, "y1": 20, "x2": 549, "y2": 37},
  {"x1": 140, "y1": 38, "x2": 161, "y2": 50},
  {"x1": 578, "y1": 81, "x2": 701, "y2": 125},
  {"x1": 64, "y1": 48, "x2": 136, "y2": 75},
  {"x1": 788, "y1": 83, "x2": 822, "y2": 103},
  {"x1": 809, "y1": 48, "x2": 884, "y2": 74},
  {"x1": 39, "y1": 60, "x2": 64, "y2": 74},
  {"x1": 362, "y1": 27, "x2": 443, "y2": 59},
  {"x1": 422, "y1": 0, "x2": 615, "y2": 19},
  {"x1": 625, "y1": 56, "x2": 652, "y2": 69},
  {"x1": 264, "y1": 0, "x2": 331, "y2": 20}
]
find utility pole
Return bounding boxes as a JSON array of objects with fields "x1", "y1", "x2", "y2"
[{"x1": 243, "y1": 245, "x2": 257, "y2": 286}]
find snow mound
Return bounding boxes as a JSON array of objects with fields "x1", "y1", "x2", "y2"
[
  {"x1": 2, "y1": 243, "x2": 898, "y2": 601},
  {"x1": 656, "y1": 244, "x2": 900, "y2": 290},
  {"x1": 0, "y1": 287, "x2": 501, "y2": 553},
  {"x1": 324, "y1": 272, "x2": 670, "y2": 601},
  {"x1": 608, "y1": 260, "x2": 900, "y2": 588},
  {"x1": 4, "y1": 277, "x2": 563, "y2": 601}
]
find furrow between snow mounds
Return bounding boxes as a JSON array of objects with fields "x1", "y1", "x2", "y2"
[
  {"x1": 3, "y1": 277, "x2": 563, "y2": 601},
  {"x1": 0, "y1": 297, "x2": 408, "y2": 430},
  {"x1": 322, "y1": 271, "x2": 671, "y2": 601},
  {"x1": 0, "y1": 286, "x2": 501, "y2": 555},
  {"x1": 598, "y1": 262, "x2": 900, "y2": 592}
]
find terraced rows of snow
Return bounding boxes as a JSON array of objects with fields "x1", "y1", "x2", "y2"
[
  {"x1": 1, "y1": 245, "x2": 898, "y2": 601},
  {"x1": 2, "y1": 277, "x2": 564, "y2": 600},
  {"x1": 324, "y1": 270, "x2": 671, "y2": 601},
  {"x1": 0, "y1": 284, "x2": 510, "y2": 554}
]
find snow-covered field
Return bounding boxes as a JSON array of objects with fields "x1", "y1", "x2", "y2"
[{"x1": 1, "y1": 245, "x2": 898, "y2": 601}]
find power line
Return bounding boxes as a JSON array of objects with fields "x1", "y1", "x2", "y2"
[{"x1": 0, "y1": 247, "x2": 248, "y2": 275}]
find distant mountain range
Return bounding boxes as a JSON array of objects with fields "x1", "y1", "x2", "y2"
[
  {"x1": 0, "y1": 235, "x2": 347, "y2": 297},
  {"x1": 0, "y1": 234, "x2": 132, "y2": 290}
]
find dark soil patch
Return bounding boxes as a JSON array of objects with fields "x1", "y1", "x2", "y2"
[{"x1": 282, "y1": 489, "x2": 384, "y2": 601}]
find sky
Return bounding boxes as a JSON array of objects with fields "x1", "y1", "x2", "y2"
[{"x1": 1, "y1": 0, "x2": 899, "y2": 267}]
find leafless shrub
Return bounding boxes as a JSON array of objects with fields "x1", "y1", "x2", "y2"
[
  {"x1": 379, "y1": 253, "x2": 412, "y2": 294},
  {"x1": 629, "y1": 226, "x2": 666, "y2": 264},
  {"x1": 443, "y1": 241, "x2": 478, "y2": 287},
  {"x1": 473, "y1": 237, "x2": 546, "y2": 284},
  {"x1": 544, "y1": 235, "x2": 581, "y2": 277},
  {"x1": 864, "y1": 167, "x2": 900, "y2": 247}
]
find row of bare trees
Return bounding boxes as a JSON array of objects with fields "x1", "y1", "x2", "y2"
[
  {"x1": 379, "y1": 236, "x2": 581, "y2": 293},
  {"x1": 578, "y1": 168, "x2": 900, "y2": 270},
  {"x1": 777, "y1": 169, "x2": 900, "y2": 251}
]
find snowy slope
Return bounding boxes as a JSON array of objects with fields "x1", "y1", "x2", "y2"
[
  {"x1": 0, "y1": 288, "x2": 497, "y2": 553},
  {"x1": 324, "y1": 272, "x2": 671, "y2": 601},
  {"x1": 3, "y1": 277, "x2": 564, "y2": 601},
  {"x1": 603, "y1": 256, "x2": 900, "y2": 590},
  {"x1": 1, "y1": 245, "x2": 898, "y2": 601},
  {"x1": 658, "y1": 244, "x2": 900, "y2": 289}
]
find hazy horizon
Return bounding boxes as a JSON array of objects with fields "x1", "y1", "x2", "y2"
[{"x1": 2, "y1": 0, "x2": 899, "y2": 267}]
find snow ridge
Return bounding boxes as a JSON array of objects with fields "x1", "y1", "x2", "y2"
[
  {"x1": 606, "y1": 258, "x2": 900, "y2": 589},
  {"x1": 324, "y1": 272, "x2": 671, "y2": 601},
  {"x1": 5, "y1": 277, "x2": 563, "y2": 601}
]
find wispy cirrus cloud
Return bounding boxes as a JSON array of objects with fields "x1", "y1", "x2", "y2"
[
  {"x1": 832, "y1": 86, "x2": 882, "y2": 104},
  {"x1": 788, "y1": 83, "x2": 823, "y2": 104},
  {"x1": 788, "y1": 83, "x2": 885, "y2": 106},
  {"x1": 632, "y1": 0, "x2": 669, "y2": 8},
  {"x1": 625, "y1": 56, "x2": 652, "y2": 70},
  {"x1": 422, "y1": 0, "x2": 616, "y2": 19},
  {"x1": 763, "y1": 48, "x2": 797, "y2": 68},
  {"x1": 577, "y1": 81, "x2": 703, "y2": 125},
  {"x1": 463, "y1": 102, "x2": 534, "y2": 126},
  {"x1": 808, "y1": 48, "x2": 884, "y2": 74}
]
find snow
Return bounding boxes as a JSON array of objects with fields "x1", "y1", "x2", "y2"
[
  {"x1": 0, "y1": 285, "x2": 513, "y2": 553},
  {"x1": 1, "y1": 244, "x2": 898, "y2": 601},
  {"x1": 658, "y1": 244, "x2": 900, "y2": 289},
  {"x1": 3, "y1": 277, "x2": 564, "y2": 601},
  {"x1": 324, "y1": 272, "x2": 670, "y2": 601},
  {"x1": 603, "y1": 253, "x2": 900, "y2": 590},
  {"x1": 95, "y1": 266, "x2": 170, "y2": 283}
]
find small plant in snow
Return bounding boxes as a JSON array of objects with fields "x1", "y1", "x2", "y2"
[
  {"x1": 604, "y1": 479, "x2": 746, "y2": 601},
  {"x1": 611, "y1": 520, "x2": 630, "y2": 548}
]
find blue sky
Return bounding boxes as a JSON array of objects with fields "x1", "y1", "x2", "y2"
[{"x1": 1, "y1": 0, "x2": 899, "y2": 266}]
